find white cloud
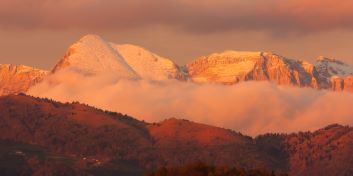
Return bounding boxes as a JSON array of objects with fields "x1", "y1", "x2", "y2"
[{"x1": 28, "y1": 69, "x2": 353, "y2": 136}]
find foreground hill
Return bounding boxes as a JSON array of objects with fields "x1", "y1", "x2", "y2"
[
  {"x1": 0, "y1": 94, "x2": 352, "y2": 175},
  {"x1": 257, "y1": 124, "x2": 353, "y2": 176}
]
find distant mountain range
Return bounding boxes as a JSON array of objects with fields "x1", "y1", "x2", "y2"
[
  {"x1": 0, "y1": 94, "x2": 351, "y2": 176},
  {"x1": 1, "y1": 35, "x2": 352, "y2": 175},
  {"x1": 1, "y1": 34, "x2": 353, "y2": 95}
]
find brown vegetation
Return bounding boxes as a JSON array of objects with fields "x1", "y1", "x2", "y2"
[{"x1": 0, "y1": 94, "x2": 352, "y2": 175}]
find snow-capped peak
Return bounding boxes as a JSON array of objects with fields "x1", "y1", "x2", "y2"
[
  {"x1": 52, "y1": 34, "x2": 138, "y2": 78},
  {"x1": 111, "y1": 44, "x2": 187, "y2": 80},
  {"x1": 316, "y1": 56, "x2": 346, "y2": 65},
  {"x1": 315, "y1": 56, "x2": 353, "y2": 77},
  {"x1": 52, "y1": 34, "x2": 187, "y2": 80}
]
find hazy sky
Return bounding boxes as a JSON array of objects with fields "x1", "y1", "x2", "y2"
[{"x1": 1, "y1": 0, "x2": 353, "y2": 69}]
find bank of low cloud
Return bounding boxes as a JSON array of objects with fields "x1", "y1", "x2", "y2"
[{"x1": 28, "y1": 70, "x2": 353, "y2": 136}]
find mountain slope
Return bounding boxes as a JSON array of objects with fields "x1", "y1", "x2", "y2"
[
  {"x1": 52, "y1": 35, "x2": 187, "y2": 81},
  {"x1": 148, "y1": 118, "x2": 278, "y2": 169},
  {"x1": 112, "y1": 44, "x2": 187, "y2": 80},
  {"x1": 52, "y1": 35, "x2": 139, "y2": 79},
  {"x1": 0, "y1": 64, "x2": 47, "y2": 96},
  {"x1": 315, "y1": 56, "x2": 353, "y2": 77},
  {"x1": 257, "y1": 124, "x2": 353, "y2": 176},
  {"x1": 285, "y1": 124, "x2": 353, "y2": 176},
  {"x1": 2, "y1": 35, "x2": 353, "y2": 93},
  {"x1": 186, "y1": 51, "x2": 318, "y2": 88},
  {"x1": 0, "y1": 94, "x2": 268, "y2": 170},
  {"x1": 186, "y1": 51, "x2": 353, "y2": 92},
  {"x1": 0, "y1": 94, "x2": 352, "y2": 175},
  {"x1": 315, "y1": 56, "x2": 353, "y2": 91}
]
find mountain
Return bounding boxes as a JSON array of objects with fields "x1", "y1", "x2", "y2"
[
  {"x1": 0, "y1": 94, "x2": 352, "y2": 176},
  {"x1": 52, "y1": 35, "x2": 139, "y2": 79},
  {"x1": 186, "y1": 51, "x2": 318, "y2": 88},
  {"x1": 0, "y1": 94, "x2": 153, "y2": 175},
  {"x1": 148, "y1": 118, "x2": 278, "y2": 169},
  {"x1": 283, "y1": 124, "x2": 353, "y2": 176},
  {"x1": 186, "y1": 51, "x2": 353, "y2": 91},
  {"x1": 0, "y1": 64, "x2": 47, "y2": 96},
  {"x1": 1, "y1": 34, "x2": 353, "y2": 95},
  {"x1": 112, "y1": 44, "x2": 188, "y2": 80},
  {"x1": 315, "y1": 56, "x2": 353, "y2": 77},
  {"x1": 315, "y1": 56, "x2": 353, "y2": 91},
  {"x1": 52, "y1": 35, "x2": 187, "y2": 81}
]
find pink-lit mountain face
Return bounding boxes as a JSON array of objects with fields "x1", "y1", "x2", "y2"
[
  {"x1": 0, "y1": 34, "x2": 352, "y2": 175},
  {"x1": 186, "y1": 52, "x2": 353, "y2": 91},
  {"x1": 0, "y1": 64, "x2": 47, "y2": 95},
  {"x1": 52, "y1": 35, "x2": 187, "y2": 80},
  {"x1": 1, "y1": 34, "x2": 353, "y2": 96}
]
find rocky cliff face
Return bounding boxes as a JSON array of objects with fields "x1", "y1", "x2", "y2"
[
  {"x1": 186, "y1": 51, "x2": 319, "y2": 88},
  {"x1": 315, "y1": 57, "x2": 353, "y2": 92},
  {"x1": 186, "y1": 51, "x2": 353, "y2": 91},
  {"x1": 329, "y1": 76, "x2": 353, "y2": 92},
  {"x1": 245, "y1": 53, "x2": 318, "y2": 88},
  {"x1": 1, "y1": 35, "x2": 353, "y2": 94},
  {"x1": 0, "y1": 64, "x2": 47, "y2": 95}
]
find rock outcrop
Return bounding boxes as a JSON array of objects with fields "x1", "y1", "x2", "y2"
[
  {"x1": 315, "y1": 56, "x2": 353, "y2": 92},
  {"x1": 1, "y1": 35, "x2": 353, "y2": 95},
  {"x1": 186, "y1": 51, "x2": 353, "y2": 92},
  {"x1": 186, "y1": 51, "x2": 319, "y2": 88},
  {"x1": 0, "y1": 64, "x2": 47, "y2": 95}
]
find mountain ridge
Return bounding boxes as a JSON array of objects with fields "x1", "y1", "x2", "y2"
[
  {"x1": 52, "y1": 34, "x2": 139, "y2": 79},
  {"x1": 0, "y1": 64, "x2": 48, "y2": 95},
  {"x1": 1, "y1": 34, "x2": 353, "y2": 95},
  {"x1": 112, "y1": 43, "x2": 188, "y2": 80}
]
